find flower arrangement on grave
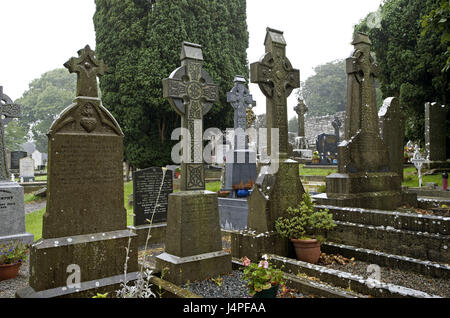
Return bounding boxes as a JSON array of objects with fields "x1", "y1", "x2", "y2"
[
  {"x1": 275, "y1": 193, "x2": 336, "y2": 263},
  {"x1": 0, "y1": 241, "x2": 29, "y2": 281},
  {"x1": 312, "y1": 151, "x2": 320, "y2": 159},
  {"x1": 241, "y1": 254, "x2": 285, "y2": 298}
]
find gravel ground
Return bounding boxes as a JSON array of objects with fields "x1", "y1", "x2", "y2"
[
  {"x1": 183, "y1": 270, "x2": 309, "y2": 298},
  {"x1": 0, "y1": 258, "x2": 29, "y2": 298},
  {"x1": 322, "y1": 257, "x2": 450, "y2": 298}
]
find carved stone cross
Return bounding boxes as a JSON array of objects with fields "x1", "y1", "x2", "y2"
[
  {"x1": 250, "y1": 28, "x2": 300, "y2": 159},
  {"x1": 227, "y1": 75, "x2": 256, "y2": 150},
  {"x1": 163, "y1": 42, "x2": 219, "y2": 191},
  {"x1": 64, "y1": 45, "x2": 107, "y2": 98},
  {"x1": 346, "y1": 33, "x2": 379, "y2": 135},
  {"x1": 294, "y1": 98, "x2": 308, "y2": 137},
  {"x1": 0, "y1": 86, "x2": 22, "y2": 181},
  {"x1": 332, "y1": 115, "x2": 342, "y2": 142},
  {"x1": 411, "y1": 146, "x2": 426, "y2": 188}
]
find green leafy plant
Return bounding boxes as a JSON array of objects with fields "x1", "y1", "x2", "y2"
[
  {"x1": 275, "y1": 193, "x2": 336, "y2": 242},
  {"x1": 0, "y1": 241, "x2": 29, "y2": 265},
  {"x1": 312, "y1": 151, "x2": 320, "y2": 160},
  {"x1": 241, "y1": 255, "x2": 285, "y2": 296},
  {"x1": 92, "y1": 293, "x2": 108, "y2": 298}
]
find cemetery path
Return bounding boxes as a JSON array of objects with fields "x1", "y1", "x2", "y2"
[{"x1": 25, "y1": 200, "x2": 46, "y2": 214}]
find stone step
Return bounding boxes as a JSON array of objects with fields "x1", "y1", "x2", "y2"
[
  {"x1": 321, "y1": 241, "x2": 450, "y2": 279},
  {"x1": 316, "y1": 205, "x2": 449, "y2": 235},
  {"x1": 328, "y1": 220, "x2": 449, "y2": 264},
  {"x1": 269, "y1": 254, "x2": 442, "y2": 298},
  {"x1": 231, "y1": 258, "x2": 367, "y2": 298}
]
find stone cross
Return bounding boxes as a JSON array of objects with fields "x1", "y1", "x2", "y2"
[
  {"x1": 411, "y1": 146, "x2": 426, "y2": 187},
  {"x1": 250, "y1": 28, "x2": 300, "y2": 159},
  {"x1": 332, "y1": 115, "x2": 342, "y2": 142},
  {"x1": 346, "y1": 33, "x2": 379, "y2": 137},
  {"x1": 0, "y1": 86, "x2": 22, "y2": 181},
  {"x1": 226, "y1": 75, "x2": 256, "y2": 150},
  {"x1": 163, "y1": 42, "x2": 219, "y2": 191},
  {"x1": 64, "y1": 45, "x2": 107, "y2": 98},
  {"x1": 294, "y1": 98, "x2": 308, "y2": 137}
]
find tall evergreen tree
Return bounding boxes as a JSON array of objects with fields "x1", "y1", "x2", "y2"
[
  {"x1": 94, "y1": 0, "x2": 249, "y2": 168},
  {"x1": 355, "y1": 0, "x2": 449, "y2": 150}
]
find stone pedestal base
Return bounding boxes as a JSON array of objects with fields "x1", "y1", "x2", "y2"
[
  {"x1": 17, "y1": 229, "x2": 138, "y2": 298},
  {"x1": 319, "y1": 172, "x2": 411, "y2": 210},
  {"x1": 156, "y1": 190, "x2": 231, "y2": 285},
  {"x1": 230, "y1": 230, "x2": 293, "y2": 262},
  {"x1": 156, "y1": 251, "x2": 231, "y2": 285}
]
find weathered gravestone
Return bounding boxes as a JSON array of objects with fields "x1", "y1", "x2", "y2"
[
  {"x1": 19, "y1": 156, "x2": 35, "y2": 182},
  {"x1": 294, "y1": 98, "x2": 308, "y2": 138},
  {"x1": 222, "y1": 75, "x2": 257, "y2": 196},
  {"x1": 132, "y1": 167, "x2": 172, "y2": 226},
  {"x1": 332, "y1": 115, "x2": 342, "y2": 143},
  {"x1": 315, "y1": 33, "x2": 415, "y2": 210},
  {"x1": 231, "y1": 28, "x2": 305, "y2": 262},
  {"x1": 17, "y1": 46, "x2": 138, "y2": 298},
  {"x1": 0, "y1": 86, "x2": 33, "y2": 245},
  {"x1": 424, "y1": 102, "x2": 448, "y2": 168},
  {"x1": 10, "y1": 150, "x2": 27, "y2": 171},
  {"x1": 156, "y1": 42, "x2": 231, "y2": 285},
  {"x1": 379, "y1": 97, "x2": 405, "y2": 181}
]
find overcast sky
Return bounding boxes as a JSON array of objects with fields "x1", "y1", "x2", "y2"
[{"x1": 1, "y1": 0, "x2": 382, "y2": 119}]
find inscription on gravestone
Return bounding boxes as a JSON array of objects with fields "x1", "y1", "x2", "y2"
[{"x1": 133, "y1": 167, "x2": 172, "y2": 226}]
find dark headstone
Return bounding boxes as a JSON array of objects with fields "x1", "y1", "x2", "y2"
[
  {"x1": 133, "y1": 167, "x2": 172, "y2": 226},
  {"x1": 425, "y1": 102, "x2": 447, "y2": 162},
  {"x1": 316, "y1": 133, "x2": 338, "y2": 165},
  {"x1": 10, "y1": 151, "x2": 27, "y2": 170},
  {"x1": 17, "y1": 46, "x2": 138, "y2": 298}
]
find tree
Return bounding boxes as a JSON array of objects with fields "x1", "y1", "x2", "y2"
[
  {"x1": 4, "y1": 119, "x2": 28, "y2": 151},
  {"x1": 94, "y1": 0, "x2": 249, "y2": 168},
  {"x1": 355, "y1": 0, "x2": 449, "y2": 149},
  {"x1": 14, "y1": 68, "x2": 76, "y2": 152}
]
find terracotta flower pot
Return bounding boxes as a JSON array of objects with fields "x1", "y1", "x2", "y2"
[
  {"x1": 291, "y1": 238, "x2": 321, "y2": 264},
  {"x1": 0, "y1": 262, "x2": 22, "y2": 281}
]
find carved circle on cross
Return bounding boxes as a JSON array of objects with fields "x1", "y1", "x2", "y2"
[{"x1": 187, "y1": 82, "x2": 203, "y2": 100}]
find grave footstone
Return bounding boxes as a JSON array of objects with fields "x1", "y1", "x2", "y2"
[
  {"x1": 17, "y1": 46, "x2": 138, "y2": 298},
  {"x1": 379, "y1": 97, "x2": 405, "y2": 181},
  {"x1": 231, "y1": 28, "x2": 305, "y2": 262},
  {"x1": 156, "y1": 42, "x2": 231, "y2": 285},
  {"x1": 314, "y1": 33, "x2": 416, "y2": 210},
  {"x1": 0, "y1": 86, "x2": 33, "y2": 245},
  {"x1": 19, "y1": 156, "x2": 35, "y2": 182}
]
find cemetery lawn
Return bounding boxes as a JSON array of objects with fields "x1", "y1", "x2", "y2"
[
  {"x1": 26, "y1": 180, "x2": 222, "y2": 241},
  {"x1": 299, "y1": 165, "x2": 336, "y2": 176},
  {"x1": 402, "y1": 167, "x2": 442, "y2": 187}
]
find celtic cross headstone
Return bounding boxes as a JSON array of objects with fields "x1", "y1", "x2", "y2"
[
  {"x1": 250, "y1": 28, "x2": 300, "y2": 159},
  {"x1": 0, "y1": 86, "x2": 22, "y2": 180},
  {"x1": 294, "y1": 98, "x2": 308, "y2": 138},
  {"x1": 163, "y1": 41, "x2": 219, "y2": 191},
  {"x1": 226, "y1": 75, "x2": 256, "y2": 150},
  {"x1": 332, "y1": 115, "x2": 342, "y2": 142},
  {"x1": 411, "y1": 146, "x2": 426, "y2": 188}
]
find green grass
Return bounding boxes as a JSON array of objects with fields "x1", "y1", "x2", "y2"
[
  {"x1": 402, "y1": 167, "x2": 442, "y2": 188},
  {"x1": 25, "y1": 208, "x2": 45, "y2": 241},
  {"x1": 299, "y1": 165, "x2": 337, "y2": 176},
  {"x1": 25, "y1": 180, "x2": 221, "y2": 241}
]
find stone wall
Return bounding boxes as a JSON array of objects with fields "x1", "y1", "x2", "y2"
[{"x1": 302, "y1": 111, "x2": 346, "y2": 147}]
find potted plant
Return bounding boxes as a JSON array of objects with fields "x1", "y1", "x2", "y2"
[
  {"x1": 241, "y1": 255, "x2": 285, "y2": 298},
  {"x1": 312, "y1": 151, "x2": 320, "y2": 164},
  {"x1": 0, "y1": 241, "x2": 29, "y2": 281},
  {"x1": 174, "y1": 167, "x2": 181, "y2": 179},
  {"x1": 275, "y1": 193, "x2": 336, "y2": 264}
]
